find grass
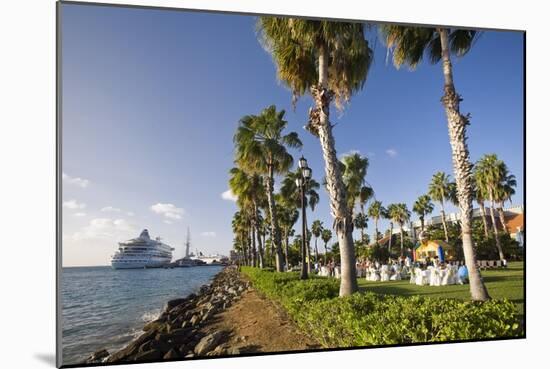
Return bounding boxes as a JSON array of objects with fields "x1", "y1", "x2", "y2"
[{"x1": 357, "y1": 261, "x2": 524, "y2": 317}]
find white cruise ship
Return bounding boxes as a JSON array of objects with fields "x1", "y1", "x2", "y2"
[{"x1": 111, "y1": 229, "x2": 174, "y2": 269}]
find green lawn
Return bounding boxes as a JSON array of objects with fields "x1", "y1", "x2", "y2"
[{"x1": 357, "y1": 261, "x2": 524, "y2": 317}]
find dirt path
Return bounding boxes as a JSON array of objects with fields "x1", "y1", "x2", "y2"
[{"x1": 200, "y1": 288, "x2": 320, "y2": 354}]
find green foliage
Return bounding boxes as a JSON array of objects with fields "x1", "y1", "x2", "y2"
[{"x1": 241, "y1": 267, "x2": 523, "y2": 347}]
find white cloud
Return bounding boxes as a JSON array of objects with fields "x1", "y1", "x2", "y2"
[
  {"x1": 68, "y1": 218, "x2": 136, "y2": 241},
  {"x1": 163, "y1": 220, "x2": 173, "y2": 225},
  {"x1": 385, "y1": 148, "x2": 398, "y2": 158},
  {"x1": 63, "y1": 199, "x2": 86, "y2": 210},
  {"x1": 101, "y1": 206, "x2": 121, "y2": 213},
  {"x1": 73, "y1": 212, "x2": 87, "y2": 217},
  {"x1": 151, "y1": 203, "x2": 184, "y2": 221},
  {"x1": 62, "y1": 172, "x2": 90, "y2": 188},
  {"x1": 127, "y1": 211, "x2": 135, "y2": 217},
  {"x1": 221, "y1": 189, "x2": 237, "y2": 202},
  {"x1": 200, "y1": 231, "x2": 217, "y2": 237}
]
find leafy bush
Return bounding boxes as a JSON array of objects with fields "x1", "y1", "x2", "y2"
[{"x1": 241, "y1": 267, "x2": 523, "y2": 347}]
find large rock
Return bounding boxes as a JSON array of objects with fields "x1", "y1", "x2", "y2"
[
  {"x1": 133, "y1": 349, "x2": 162, "y2": 362},
  {"x1": 194, "y1": 331, "x2": 225, "y2": 356},
  {"x1": 86, "y1": 348, "x2": 109, "y2": 363},
  {"x1": 165, "y1": 298, "x2": 188, "y2": 311},
  {"x1": 163, "y1": 348, "x2": 180, "y2": 360}
]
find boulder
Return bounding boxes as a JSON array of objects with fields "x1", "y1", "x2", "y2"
[
  {"x1": 227, "y1": 347, "x2": 240, "y2": 355},
  {"x1": 190, "y1": 314, "x2": 200, "y2": 326},
  {"x1": 133, "y1": 349, "x2": 162, "y2": 361},
  {"x1": 163, "y1": 348, "x2": 180, "y2": 360},
  {"x1": 165, "y1": 298, "x2": 188, "y2": 311},
  {"x1": 194, "y1": 331, "x2": 224, "y2": 356},
  {"x1": 86, "y1": 348, "x2": 109, "y2": 363}
]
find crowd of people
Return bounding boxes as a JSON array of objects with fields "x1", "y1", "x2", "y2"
[{"x1": 311, "y1": 256, "x2": 470, "y2": 286}]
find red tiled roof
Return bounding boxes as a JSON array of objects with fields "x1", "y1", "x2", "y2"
[{"x1": 505, "y1": 213, "x2": 524, "y2": 233}]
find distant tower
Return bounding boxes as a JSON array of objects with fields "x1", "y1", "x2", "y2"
[{"x1": 185, "y1": 227, "x2": 191, "y2": 258}]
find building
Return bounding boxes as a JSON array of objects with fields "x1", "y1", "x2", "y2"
[{"x1": 411, "y1": 205, "x2": 524, "y2": 243}]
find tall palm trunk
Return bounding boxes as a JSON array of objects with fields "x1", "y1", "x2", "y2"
[
  {"x1": 439, "y1": 28, "x2": 489, "y2": 301},
  {"x1": 324, "y1": 242, "x2": 328, "y2": 262},
  {"x1": 399, "y1": 223, "x2": 404, "y2": 256},
  {"x1": 440, "y1": 202, "x2": 449, "y2": 242},
  {"x1": 251, "y1": 227, "x2": 257, "y2": 267},
  {"x1": 489, "y1": 197, "x2": 505, "y2": 260},
  {"x1": 478, "y1": 201, "x2": 489, "y2": 239},
  {"x1": 265, "y1": 164, "x2": 284, "y2": 272},
  {"x1": 314, "y1": 237, "x2": 319, "y2": 263},
  {"x1": 497, "y1": 203, "x2": 509, "y2": 235},
  {"x1": 374, "y1": 217, "x2": 379, "y2": 244},
  {"x1": 253, "y1": 202, "x2": 264, "y2": 268},
  {"x1": 420, "y1": 216, "x2": 425, "y2": 232},
  {"x1": 388, "y1": 222, "x2": 393, "y2": 250},
  {"x1": 313, "y1": 43, "x2": 357, "y2": 296},
  {"x1": 283, "y1": 228, "x2": 289, "y2": 270}
]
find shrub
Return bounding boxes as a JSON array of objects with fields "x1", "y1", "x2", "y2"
[{"x1": 240, "y1": 267, "x2": 523, "y2": 347}]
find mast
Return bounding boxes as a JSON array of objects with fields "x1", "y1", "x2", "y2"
[{"x1": 185, "y1": 227, "x2": 191, "y2": 258}]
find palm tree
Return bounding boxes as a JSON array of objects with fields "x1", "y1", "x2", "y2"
[
  {"x1": 234, "y1": 105, "x2": 302, "y2": 272},
  {"x1": 311, "y1": 220, "x2": 324, "y2": 263},
  {"x1": 353, "y1": 213, "x2": 369, "y2": 243},
  {"x1": 428, "y1": 172, "x2": 452, "y2": 242},
  {"x1": 472, "y1": 179, "x2": 490, "y2": 239},
  {"x1": 342, "y1": 153, "x2": 371, "y2": 213},
  {"x1": 475, "y1": 154, "x2": 515, "y2": 259},
  {"x1": 321, "y1": 228, "x2": 333, "y2": 262},
  {"x1": 368, "y1": 200, "x2": 385, "y2": 244},
  {"x1": 413, "y1": 194, "x2": 434, "y2": 232},
  {"x1": 258, "y1": 19, "x2": 373, "y2": 296},
  {"x1": 380, "y1": 25, "x2": 488, "y2": 301},
  {"x1": 495, "y1": 168, "x2": 517, "y2": 235},
  {"x1": 277, "y1": 201, "x2": 299, "y2": 269},
  {"x1": 279, "y1": 169, "x2": 321, "y2": 272},
  {"x1": 386, "y1": 204, "x2": 398, "y2": 252},
  {"x1": 397, "y1": 203, "x2": 411, "y2": 256},
  {"x1": 229, "y1": 167, "x2": 266, "y2": 268}
]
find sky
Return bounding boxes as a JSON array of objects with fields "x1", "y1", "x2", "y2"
[{"x1": 61, "y1": 3, "x2": 524, "y2": 267}]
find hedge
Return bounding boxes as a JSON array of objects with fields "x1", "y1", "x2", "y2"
[{"x1": 240, "y1": 267, "x2": 523, "y2": 347}]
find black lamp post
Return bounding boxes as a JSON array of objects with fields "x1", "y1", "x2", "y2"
[{"x1": 296, "y1": 156, "x2": 312, "y2": 280}]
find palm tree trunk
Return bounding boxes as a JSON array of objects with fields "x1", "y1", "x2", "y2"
[
  {"x1": 489, "y1": 199, "x2": 505, "y2": 260},
  {"x1": 283, "y1": 228, "x2": 289, "y2": 270},
  {"x1": 375, "y1": 217, "x2": 379, "y2": 244},
  {"x1": 420, "y1": 216, "x2": 425, "y2": 232},
  {"x1": 440, "y1": 204, "x2": 449, "y2": 242},
  {"x1": 388, "y1": 223, "x2": 393, "y2": 250},
  {"x1": 253, "y1": 202, "x2": 264, "y2": 268},
  {"x1": 314, "y1": 237, "x2": 319, "y2": 263},
  {"x1": 439, "y1": 28, "x2": 490, "y2": 301},
  {"x1": 400, "y1": 224, "x2": 404, "y2": 256},
  {"x1": 478, "y1": 201, "x2": 490, "y2": 239},
  {"x1": 324, "y1": 242, "x2": 328, "y2": 262},
  {"x1": 265, "y1": 164, "x2": 284, "y2": 272},
  {"x1": 313, "y1": 43, "x2": 357, "y2": 296},
  {"x1": 251, "y1": 227, "x2": 257, "y2": 267},
  {"x1": 497, "y1": 204, "x2": 509, "y2": 235}
]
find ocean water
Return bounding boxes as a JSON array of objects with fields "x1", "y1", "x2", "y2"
[{"x1": 61, "y1": 265, "x2": 223, "y2": 365}]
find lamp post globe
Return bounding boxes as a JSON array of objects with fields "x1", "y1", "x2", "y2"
[{"x1": 298, "y1": 156, "x2": 308, "y2": 169}]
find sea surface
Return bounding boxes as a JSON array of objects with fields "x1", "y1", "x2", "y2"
[{"x1": 61, "y1": 265, "x2": 223, "y2": 365}]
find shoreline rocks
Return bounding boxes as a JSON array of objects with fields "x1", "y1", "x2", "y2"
[{"x1": 84, "y1": 265, "x2": 249, "y2": 364}]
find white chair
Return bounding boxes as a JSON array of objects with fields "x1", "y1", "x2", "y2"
[
  {"x1": 320, "y1": 266, "x2": 329, "y2": 277},
  {"x1": 440, "y1": 268, "x2": 450, "y2": 285},
  {"x1": 430, "y1": 268, "x2": 441, "y2": 286},
  {"x1": 380, "y1": 265, "x2": 390, "y2": 282},
  {"x1": 334, "y1": 266, "x2": 341, "y2": 279},
  {"x1": 415, "y1": 269, "x2": 428, "y2": 286},
  {"x1": 409, "y1": 268, "x2": 416, "y2": 284}
]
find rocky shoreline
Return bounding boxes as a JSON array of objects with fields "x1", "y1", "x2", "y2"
[{"x1": 84, "y1": 265, "x2": 250, "y2": 364}]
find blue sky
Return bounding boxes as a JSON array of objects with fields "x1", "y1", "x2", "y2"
[{"x1": 61, "y1": 4, "x2": 524, "y2": 266}]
